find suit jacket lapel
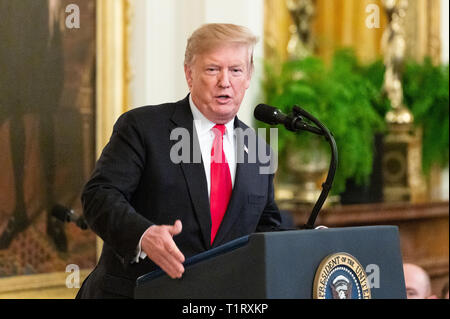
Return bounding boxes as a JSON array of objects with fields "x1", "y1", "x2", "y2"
[
  {"x1": 170, "y1": 101, "x2": 260, "y2": 249},
  {"x1": 169, "y1": 96, "x2": 211, "y2": 249}
]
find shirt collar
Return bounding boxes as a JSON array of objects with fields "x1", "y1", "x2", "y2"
[{"x1": 189, "y1": 95, "x2": 235, "y2": 143}]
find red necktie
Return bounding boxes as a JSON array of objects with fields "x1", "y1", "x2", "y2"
[{"x1": 210, "y1": 124, "x2": 232, "y2": 244}]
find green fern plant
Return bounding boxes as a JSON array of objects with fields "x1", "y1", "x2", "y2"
[
  {"x1": 262, "y1": 49, "x2": 385, "y2": 194},
  {"x1": 363, "y1": 57, "x2": 449, "y2": 174},
  {"x1": 263, "y1": 49, "x2": 449, "y2": 196},
  {"x1": 398, "y1": 58, "x2": 449, "y2": 173}
]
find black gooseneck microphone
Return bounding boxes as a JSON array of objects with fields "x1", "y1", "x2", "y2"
[
  {"x1": 254, "y1": 103, "x2": 338, "y2": 229},
  {"x1": 254, "y1": 103, "x2": 323, "y2": 135}
]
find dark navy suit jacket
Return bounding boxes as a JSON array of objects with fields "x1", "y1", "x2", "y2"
[{"x1": 77, "y1": 95, "x2": 281, "y2": 298}]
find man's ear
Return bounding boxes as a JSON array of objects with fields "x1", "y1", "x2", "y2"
[{"x1": 184, "y1": 64, "x2": 193, "y2": 89}]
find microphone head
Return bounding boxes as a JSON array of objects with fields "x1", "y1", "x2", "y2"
[{"x1": 254, "y1": 104, "x2": 285, "y2": 125}]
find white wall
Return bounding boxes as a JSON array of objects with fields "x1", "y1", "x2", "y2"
[
  {"x1": 130, "y1": 0, "x2": 179, "y2": 107},
  {"x1": 130, "y1": 0, "x2": 264, "y2": 127}
]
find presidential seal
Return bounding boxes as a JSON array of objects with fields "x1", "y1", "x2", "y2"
[{"x1": 313, "y1": 253, "x2": 371, "y2": 299}]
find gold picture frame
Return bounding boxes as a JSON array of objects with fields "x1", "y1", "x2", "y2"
[{"x1": 0, "y1": 0, "x2": 132, "y2": 299}]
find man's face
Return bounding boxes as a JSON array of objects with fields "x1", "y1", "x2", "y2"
[
  {"x1": 405, "y1": 281, "x2": 427, "y2": 299},
  {"x1": 403, "y1": 265, "x2": 430, "y2": 299},
  {"x1": 184, "y1": 43, "x2": 252, "y2": 124}
]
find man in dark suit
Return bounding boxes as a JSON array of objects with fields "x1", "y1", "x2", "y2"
[{"x1": 77, "y1": 23, "x2": 281, "y2": 298}]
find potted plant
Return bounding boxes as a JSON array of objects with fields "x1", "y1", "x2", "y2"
[
  {"x1": 262, "y1": 49, "x2": 449, "y2": 203},
  {"x1": 262, "y1": 49, "x2": 386, "y2": 199},
  {"x1": 364, "y1": 57, "x2": 449, "y2": 175}
]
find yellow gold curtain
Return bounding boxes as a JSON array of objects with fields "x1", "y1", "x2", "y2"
[
  {"x1": 264, "y1": 0, "x2": 441, "y2": 64},
  {"x1": 264, "y1": 0, "x2": 293, "y2": 62},
  {"x1": 404, "y1": 0, "x2": 441, "y2": 64},
  {"x1": 314, "y1": 0, "x2": 386, "y2": 63}
]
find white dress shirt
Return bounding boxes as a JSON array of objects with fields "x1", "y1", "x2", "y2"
[
  {"x1": 133, "y1": 96, "x2": 237, "y2": 262},
  {"x1": 189, "y1": 95, "x2": 236, "y2": 195}
]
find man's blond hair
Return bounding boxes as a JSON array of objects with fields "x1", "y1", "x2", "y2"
[{"x1": 184, "y1": 23, "x2": 258, "y2": 71}]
